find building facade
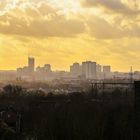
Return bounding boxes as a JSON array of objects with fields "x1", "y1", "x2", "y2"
[
  {"x1": 82, "y1": 61, "x2": 96, "y2": 79},
  {"x1": 28, "y1": 57, "x2": 35, "y2": 74}
]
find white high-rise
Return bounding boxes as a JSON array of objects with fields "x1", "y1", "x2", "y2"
[{"x1": 82, "y1": 61, "x2": 96, "y2": 79}]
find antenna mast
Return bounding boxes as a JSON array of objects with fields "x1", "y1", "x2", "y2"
[{"x1": 130, "y1": 66, "x2": 133, "y2": 83}]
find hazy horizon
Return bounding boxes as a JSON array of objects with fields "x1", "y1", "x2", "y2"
[{"x1": 0, "y1": 59, "x2": 136, "y2": 73}]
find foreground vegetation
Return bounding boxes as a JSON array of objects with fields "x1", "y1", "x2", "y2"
[{"x1": 0, "y1": 84, "x2": 138, "y2": 140}]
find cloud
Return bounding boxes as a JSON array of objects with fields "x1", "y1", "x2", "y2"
[
  {"x1": 84, "y1": 11, "x2": 140, "y2": 39},
  {"x1": 86, "y1": 16, "x2": 123, "y2": 39},
  {"x1": 0, "y1": 0, "x2": 140, "y2": 40},
  {"x1": 0, "y1": 2, "x2": 85, "y2": 38},
  {"x1": 81, "y1": 0, "x2": 140, "y2": 16}
]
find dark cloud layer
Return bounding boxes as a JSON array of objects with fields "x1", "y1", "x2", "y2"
[{"x1": 81, "y1": 0, "x2": 140, "y2": 16}]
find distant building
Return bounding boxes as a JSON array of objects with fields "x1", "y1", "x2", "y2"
[
  {"x1": 36, "y1": 64, "x2": 52, "y2": 74},
  {"x1": 16, "y1": 57, "x2": 35, "y2": 81},
  {"x1": 36, "y1": 64, "x2": 52, "y2": 81},
  {"x1": 103, "y1": 65, "x2": 111, "y2": 73},
  {"x1": 17, "y1": 66, "x2": 29, "y2": 76},
  {"x1": 15, "y1": 57, "x2": 117, "y2": 81},
  {"x1": 82, "y1": 61, "x2": 96, "y2": 79},
  {"x1": 44, "y1": 64, "x2": 52, "y2": 73},
  {"x1": 28, "y1": 57, "x2": 35, "y2": 74},
  {"x1": 70, "y1": 63, "x2": 81, "y2": 77},
  {"x1": 103, "y1": 66, "x2": 111, "y2": 79},
  {"x1": 52, "y1": 71, "x2": 70, "y2": 79},
  {"x1": 96, "y1": 64, "x2": 102, "y2": 79}
]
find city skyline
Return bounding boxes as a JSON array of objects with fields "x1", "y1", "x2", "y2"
[
  {"x1": 17, "y1": 56, "x2": 106, "y2": 72},
  {"x1": 0, "y1": 55, "x2": 136, "y2": 73},
  {"x1": 15, "y1": 57, "x2": 114, "y2": 81},
  {"x1": 0, "y1": 0, "x2": 140, "y2": 71}
]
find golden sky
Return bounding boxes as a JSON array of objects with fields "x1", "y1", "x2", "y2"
[{"x1": 0, "y1": 0, "x2": 140, "y2": 71}]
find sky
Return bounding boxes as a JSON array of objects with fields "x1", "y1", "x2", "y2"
[{"x1": 0, "y1": 0, "x2": 140, "y2": 71}]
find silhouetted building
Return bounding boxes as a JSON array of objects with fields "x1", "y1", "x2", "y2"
[
  {"x1": 36, "y1": 64, "x2": 52, "y2": 81},
  {"x1": 44, "y1": 64, "x2": 52, "y2": 73},
  {"x1": 96, "y1": 64, "x2": 102, "y2": 79},
  {"x1": 82, "y1": 61, "x2": 96, "y2": 79},
  {"x1": 28, "y1": 57, "x2": 35, "y2": 74},
  {"x1": 70, "y1": 63, "x2": 81, "y2": 77},
  {"x1": 16, "y1": 57, "x2": 35, "y2": 81},
  {"x1": 103, "y1": 65, "x2": 111, "y2": 79}
]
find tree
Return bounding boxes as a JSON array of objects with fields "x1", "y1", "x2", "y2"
[
  {"x1": 3, "y1": 85, "x2": 23, "y2": 96},
  {"x1": 0, "y1": 121, "x2": 16, "y2": 140}
]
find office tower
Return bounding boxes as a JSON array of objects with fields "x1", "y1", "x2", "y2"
[
  {"x1": 96, "y1": 64, "x2": 102, "y2": 79},
  {"x1": 28, "y1": 57, "x2": 35, "y2": 74},
  {"x1": 82, "y1": 61, "x2": 96, "y2": 79},
  {"x1": 70, "y1": 62, "x2": 81, "y2": 77},
  {"x1": 103, "y1": 65, "x2": 111, "y2": 79}
]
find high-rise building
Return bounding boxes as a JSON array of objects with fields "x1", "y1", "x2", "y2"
[
  {"x1": 70, "y1": 62, "x2": 81, "y2": 77},
  {"x1": 28, "y1": 57, "x2": 35, "y2": 74},
  {"x1": 96, "y1": 64, "x2": 102, "y2": 79},
  {"x1": 103, "y1": 66, "x2": 111, "y2": 73},
  {"x1": 103, "y1": 65, "x2": 111, "y2": 79},
  {"x1": 82, "y1": 61, "x2": 96, "y2": 79}
]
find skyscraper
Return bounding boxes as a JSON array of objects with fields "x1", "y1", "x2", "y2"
[
  {"x1": 82, "y1": 61, "x2": 96, "y2": 79},
  {"x1": 28, "y1": 57, "x2": 35, "y2": 74}
]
